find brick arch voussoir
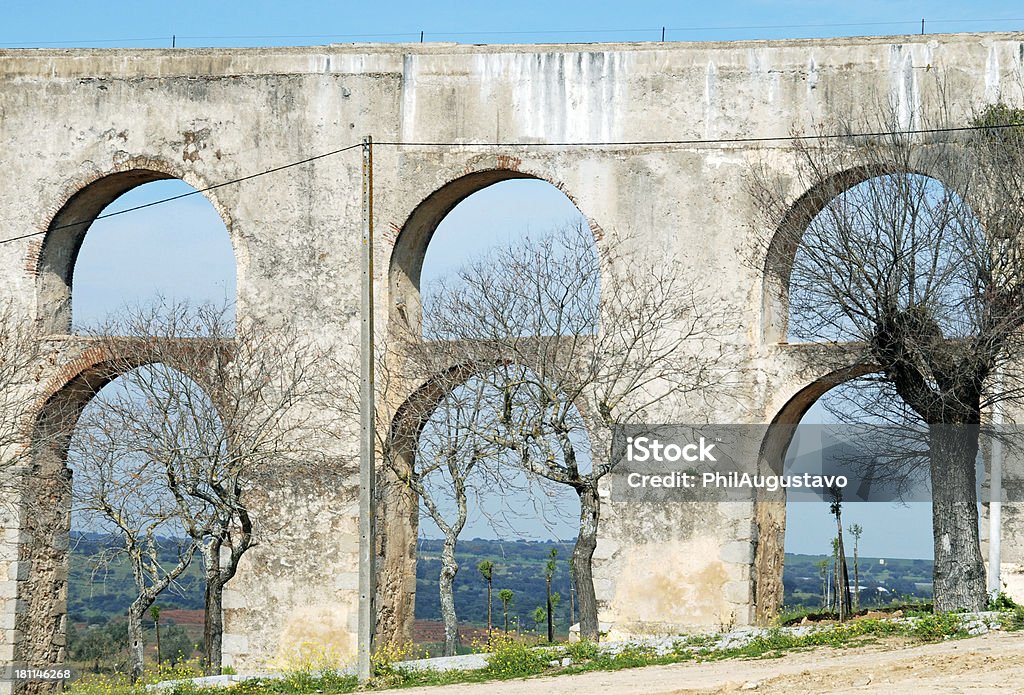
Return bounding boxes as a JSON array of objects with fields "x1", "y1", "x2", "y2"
[
  {"x1": 752, "y1": 361, "x2": 877, "y2": 625},
  {"x1": 31, "y1": 156, "x2": 239, "y2": 335},
  {"x1": 33, "y1": 337, "x2": 231, "y2": 465},
  {"x1": 385, "y1": 158, "x2": 605, "y2": 337}
]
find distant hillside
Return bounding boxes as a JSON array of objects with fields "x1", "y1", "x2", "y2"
[
  {"x1": 68, "y1": 533, "x2": 204, "y2": 625},
  {"x1": 414, "y1": 538, "x2": 576, "y2": 630},
  {"x1": 70, "y1": 533, "x2": 934, "y2": 629},
  {"x1": 784, "y1": 552, "x2": 933, "y2": 609}
]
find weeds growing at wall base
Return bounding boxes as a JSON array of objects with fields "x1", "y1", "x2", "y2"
[{"x1": 63, "y1": 610, "x2": 1009, "y2": 695}]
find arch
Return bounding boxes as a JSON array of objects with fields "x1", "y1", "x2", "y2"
[
  {"x1": 752, "y1": 363, "x2": 875, "y2": 624},
  {"x1": 760, "y1": 165, "x2": 881, "y2": 345},
  {"x1": 17, "y1": 339, "x2": 226, "y2": 669},
  {"x1": 387, "y1": 166, "x2": 600, "y2": 334},
  {"x1": 34, "y1": 340, "x2": 222, "y2": 459},
  {"x1": 35, "y1": 164, "x2": 238, "y2": 335},
  {"x1": 376, "y1": 352, "x2": 590, "y2": 646},
  {"x1": 759, "y1": 155, "x2": 974, "y2": 345},
  {"x1": 375, "y1": 361, "x2": 479, "y2": 646}
]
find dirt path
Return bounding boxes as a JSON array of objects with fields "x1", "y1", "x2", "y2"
[{"x1": 386, "y1": 630, "x2": 1024, "y2": 694}]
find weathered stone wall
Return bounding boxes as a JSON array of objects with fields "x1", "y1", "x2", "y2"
[{"x1": 0, "y1": 32, "x2": 1021, "y2": 677}]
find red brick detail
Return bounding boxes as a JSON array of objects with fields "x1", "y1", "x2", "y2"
[
  {"x1": 494, "y1": 154, "x2": 522, "y2": 172},
  {"x1": 41, "y1": 345, "x2": 112, "y2": 401},
  {"x1": 24, "y1": 240, "x2": 42, "y2": 277}
]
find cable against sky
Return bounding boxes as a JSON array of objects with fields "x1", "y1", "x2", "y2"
[{"x1": 2, "y1": 120, "x2": 1022, "y2": 248}]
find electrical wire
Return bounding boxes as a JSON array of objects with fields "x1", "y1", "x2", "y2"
[
  {"x1": 0, "y1": 143, "x2": 364, "y2": 246},
  {"x1": 375, "y1": 122, "x2": 1024, "y2": 149},
  {"x1": 1, "y1": 17, "x2": 1022, "y2": 47},
  {"x1": 0, "y1": 121, "x2": 1020, "y2": 247}
]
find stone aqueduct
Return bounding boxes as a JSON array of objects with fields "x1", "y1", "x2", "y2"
[{"x1": 1, "y1": 32, "x2": 1024, "y2": 675}]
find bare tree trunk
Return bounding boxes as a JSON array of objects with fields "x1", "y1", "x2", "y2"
[
  {"x1": 546, "y1": 575, "x2": 553, "y2": 643},
  {"x1": 929, "y1": 424, "x2": 987, "y2": 612},
  {"x1": 439, "y1": 533, "x2": 460, "y2": 657},
  {"x1": 486, "y1": 579, "x2": 492, "y2": 640},
  {"x1": 154, "y1": 614, "x2": 162, "y2": 667},
  {"x1": 127, "y1": 601, "x2": 147, "y2": 683},
  {"x1": 203, "y1": 577, "x2": 225, "y2": 674},
  {"x1": 827, "y1": 552, "x2": 835, "y2": 610},
  {"x1": 203, "y1": 547, "x2": 224, "y2": 675},
  {"x1": 820, "y1": 565, "x2": 827, "y2": 609},
  {"x1": 573, "y1": 483, "x2": 600, "y2": 642},
  {"x1": 569, "y1": 579, "x2": 575, "y2": 629},
  {"x1": 853, "y1": 542, "x2": 860, "y2": 611},
  {"x1": 835, "y1": 530, "x2": 851, "y2": 620},
  {"x1": 826, "y1": 563, "x2": 832, "y2": 611}
]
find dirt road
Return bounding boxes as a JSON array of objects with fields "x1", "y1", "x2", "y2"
[{"x1": 387, "y1": 630, "x2": 1024, "y2": 694}]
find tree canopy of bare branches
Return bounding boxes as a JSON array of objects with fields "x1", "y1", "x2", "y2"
[
  {"x1": 753, "y1": 102, "x2": 1024, "y2": 611},
  {"x1": 0, "y1": 300, "x2": 46, "y2": 515},
  {"x1": 71, "y1": 300, "x2": 336, "y2": 677},
  {"x1": 415, "y1": 223, "x2": 725, "y2": 641}
]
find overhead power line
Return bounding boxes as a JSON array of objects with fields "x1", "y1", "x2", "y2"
[
  {"x1": 0, "y1": 143, "x2": 364, "y2": 246},
  {"x1": 375, "y1": 122, "x2": 1024, "y2": 149},
  {"x1": 0, "y1": 17, "x2": 1022, "y2": 47},
  {"x1": 0, "y1": 121, "x2": 1020, "y2": 248}
]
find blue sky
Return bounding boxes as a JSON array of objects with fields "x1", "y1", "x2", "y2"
[
  {"x1": 1, "y1": 1, "x2": 1021, "y2": 47},
  {"x1": 25, "y1": 1, "x2": 1014, "y2": 559}
]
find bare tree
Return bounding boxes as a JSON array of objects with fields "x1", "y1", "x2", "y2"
[
  {"x1": 0, "y1": 300, "x2": 46, "y2": 510},
  {"x1": 70, "y1": 394, "x2": 199, "y2": 682},
  {"x1": 350, "y1": 321, "x2": 570, "y2": 653},
  {"x1": 829, "y1": 487, "x2": 852, "y2": 620},
  {"x1": 849, "y1": 523, "x2": 863, "y2": 611},
  {"x1": 544, "y1": 548, "x2": 557, "y2": 643},
  {"x1": 817, "y1": 557, "x2": 829, "y2": 609},
  {"x1": 75, "y1": 300, "x2": 334, "y2": 675},
  {"x1": 498, "y1": 588, "x2": 513, "y2": 633},
  {"x1": 420, "y1": 223, "x2": 725, "y2": 641},
  {"x1": 477, "y1": 559, "x2": 494, "y2": 642},
  {"x1": 753, "y1": 102, "x2": 1024, "y2": 611},
  {"x1": 388, "y1": 368, "x2": 505, "y2": 657}
]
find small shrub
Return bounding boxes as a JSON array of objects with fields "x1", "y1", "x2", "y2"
[
  {"x1": 144, "y1": 657, "x2": 205, "y2": 684},
  {"x1": 66, "y1": 673, "x2": 146, "y2": 695},
  {"x1": 911, "y1": 612, "x2": 964, "y2": 641},
  {"x1": 611, "y1": 643, "x2": 658, "y2": 666},
  {"x1": 565, "y1": 640, "x2": 599, "y2": 662},
  {"x1": 672, "y1": 633, "x2": 717, "y2": 654},
  {"x1": 273, "y1": 639, "x2": 345, "y2": 674},
  {"x1": 484, "y1": 632, "x2": 549, "y2": 678},
  {"x1": 988, "y1": 592, "x2": 1019, "y2": 612},
  {"x1": 367, "y1": 640, "x2": 420, "y2": 687},
  {"x1": 1000, "y1": 606, "x2": 1024, "y2": 632}
]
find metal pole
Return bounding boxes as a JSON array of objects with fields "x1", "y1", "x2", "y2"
[
  {"x1": 988, "y1": 380, "x2": 1003, "y2": 596},
  {"x1": 357, "y1": 135, "x2": 376, "y2": 683}
]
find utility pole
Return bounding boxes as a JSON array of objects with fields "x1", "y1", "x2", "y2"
[
  {"x1": 988, "y1": 373, "x2": 1004, "y2": 597},
  {"x1": 357, "y1": 135, "x2": 376, "y2": 683}
]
